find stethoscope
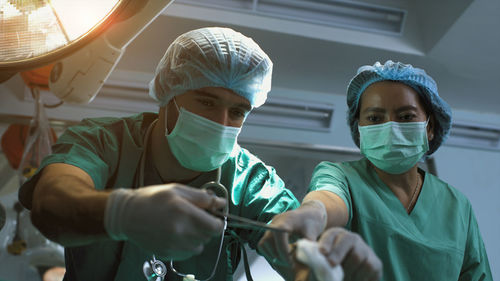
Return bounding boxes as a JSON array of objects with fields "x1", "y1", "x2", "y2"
[{"x1": 139, "y1": 119, "x2": 229, "y2": 281}]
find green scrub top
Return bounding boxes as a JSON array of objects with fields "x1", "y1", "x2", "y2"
[
  {"x1": 19, "y1": 112, "x2": 299, "y2": 281},
  {"x1": 309, "y1": 158, "x2": 492, "y2": 281}
]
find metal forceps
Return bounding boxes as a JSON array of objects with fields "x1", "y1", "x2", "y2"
[{"x1": 209, "y1": 209, "x2": 291, "y2": 234}]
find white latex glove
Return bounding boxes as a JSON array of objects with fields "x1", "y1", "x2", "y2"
[
  {"x1": 258, "y1": 200, "x2": 327, "y2": 268},
  {"x1": 318, "y1": 228, "x2": 382, "y2": 281},
  {"x1": 296, "y1": 239, "x2": 343, "y2": 281},
  {"x1": 104, "y1": 184, "x2": 226, "y2": 260}
]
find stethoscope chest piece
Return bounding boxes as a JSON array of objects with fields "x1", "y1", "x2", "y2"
[{"x1": 143, "y1": 257, "x2": 167, "y2": 281}]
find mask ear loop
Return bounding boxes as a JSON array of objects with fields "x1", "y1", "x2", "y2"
[
  {"x1": 165, "y1": 97, "x2": 181, "y2": 136},
  {"x1": 424, "y1": 116, "x2": 432, "y2": 139}
]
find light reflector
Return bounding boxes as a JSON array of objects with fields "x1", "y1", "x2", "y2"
[{"x1": 0, "y1": 0, "x2": 120, "y2": 65}]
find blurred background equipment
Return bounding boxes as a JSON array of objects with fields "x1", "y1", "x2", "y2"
[
  {"x1": 0, "y1": 1, "x2": 176, "y2": 280},
  {"x1": 6, "y1": 202, "x2": 27, "y2": 256},
  {"x1": 14, "y1": 88, "x2": 56, "y2": 185},
  {"x1": 0, "y1": 202, "x2": 5, "y2": 232}
]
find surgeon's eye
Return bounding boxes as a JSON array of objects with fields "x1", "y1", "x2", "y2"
[
  {"x1": 197, "y1": 99, "x2": 215, "y2": 107},
  {"x1": 399, "y1": 113, "x2": 417, "y2": 122},
  {"x1": 230, "y1": 108, "x2": 247, "y2": 120},
  {"x1": 366, "y1": 115, "x2": 382, "y2": 123}
]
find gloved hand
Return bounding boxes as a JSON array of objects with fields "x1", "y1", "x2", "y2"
[
  {"x1": 258, "y1": 200, "x2": 327, "y2": 269},
  {"x1": 104, "y1": 184, "x2": 226, "y2": 260},
  {"x1": 296, "y1": 239, "x2": 343, "y2": 281},
  {"x1": 317, "y1": 227, "x2": 382, "y2": 281}
]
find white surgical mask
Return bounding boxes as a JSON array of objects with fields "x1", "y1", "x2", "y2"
[
  {"x1": 359, "y1": 120, "x2": 429, "y2": 174},
  {"x1": 165, "y1": 101, "x2": 241, "y2": 172}
]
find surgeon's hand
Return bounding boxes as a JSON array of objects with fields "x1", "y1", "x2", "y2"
[
  {"x1": 258, "y1": 200, "x2": 327, "y2": 274},
  {"x1": 104, "y1": 184, "x2": 226, "y2": 260},
  {"x1": 317, "y1": 227, "x2": 382, "y2": 281}
]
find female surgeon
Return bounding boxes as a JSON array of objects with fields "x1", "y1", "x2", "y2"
[{"x1": 258, "y1": 60, "x2": 493, "y2": 281}]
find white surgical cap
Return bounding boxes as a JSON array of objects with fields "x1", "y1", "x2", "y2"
[{"x1": 149, "y1": 27, "x2": 273, "y2": 108}]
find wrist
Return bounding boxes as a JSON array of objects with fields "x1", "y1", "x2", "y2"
[
  {"x1": 104, "y1": 188, "x2": 134, "y2": 241},
  {"x1": 300, "y1": 199, "x2": 327, "y2": 232}
]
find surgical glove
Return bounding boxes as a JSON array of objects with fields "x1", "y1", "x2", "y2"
[
  {"x1": 104, "y1": 184, "x2": 226, "y2": 260},
  {"x1": 258, "y1": 200, "x2": 327, "y2": 268},
  {"x1": 318, "y1": 228, "x2": 382, "y2": 281},
  {"x1": 296, "y1": 239, "x2": 343, "y2": 281}
]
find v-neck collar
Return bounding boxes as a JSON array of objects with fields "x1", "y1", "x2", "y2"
[{"x1": 366, "y1": 162, "x2": 436, "y2": 229}]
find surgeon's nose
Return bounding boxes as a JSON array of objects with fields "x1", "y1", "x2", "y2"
[{"x1": 212, "y1": 110, "x2": 231, "y2": 127}]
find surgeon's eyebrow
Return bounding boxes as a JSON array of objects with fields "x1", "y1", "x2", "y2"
[
  {"x1": 194, "y1": 90, "x2": 252, "y2": 112},
  {"x1": 236, "y1": 103, "x2": 252, "y2": 113},
  {"x1": 361, "y1": 107, "x2": 386, "y2": 114},
  {"x1": 193, "y1": 90, "x2": 218, "y2": 99},
  {"x1": 395, "y1": 105, "x2": 419, "y2": 113}
]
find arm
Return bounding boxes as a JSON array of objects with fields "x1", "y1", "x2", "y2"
[
  {"x1": 257, "y1": 191, "x2": 346, "y2": 269},
  {"x1": 258, "y1": 162, "x2": 382, "y2": 281},
  {"x1": 30, "y1": 162, "x2": 227, "y2": 260},
  {"x1": 258, "y1": 163, "x2": 350, "y2": 267},
  {"x1": 31, "y1": 163, "x2": 110, "y2": 246},
  {"x1": 259, "y1": 191, "x2": 382, "y2": 281},
  {"x1": 302, "y1": 190, "x2": 349, "y2": 229}
]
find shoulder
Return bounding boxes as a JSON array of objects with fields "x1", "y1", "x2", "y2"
[
  {"x1": 424, "y1": 172, "x2": 474, "y2": 229},
  {"x1": 61, "y1": 112, "x2": 157, "y2": 145},
  {"x1": 222, "y1": 145, "x2": 293, "y2": 197},
  {"x1": 313, "y1": 158, "x2": 367, "y2": 178},
  {"x1": 425, "y1": 172, "x2": 471, "y2": 207},
  {"x1": 73, "y1": 112, "x2": 156, "y2": 135},
  {"x1": 225, "y1": 145, "x2": 276, "y2": 178}
]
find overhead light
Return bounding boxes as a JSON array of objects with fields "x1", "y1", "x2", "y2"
[
  {"x1": 177, "y1": 0, "x2": 406, "y2": 35},
  {"x1": 1, "y1": 0, "x2": 175, "y2": 104},
  {"x1": 0, "y1": 0, "x2": 122, "y2": 76}
]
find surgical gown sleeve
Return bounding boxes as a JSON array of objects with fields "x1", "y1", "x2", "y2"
[
  {"x1": 222, "y1": 147, "x2": 300, "y2": 249},
  {"x1": 19, "y1": 114, "x2": 148, "y2": 209},
  {"x1": 308, "y1": 161, "x2": 353, "y2": 224},
  {"x1": 459, "y1": 206, "x2": 493, "y2": 281}
]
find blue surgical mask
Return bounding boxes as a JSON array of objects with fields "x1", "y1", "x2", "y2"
[
  {"x1": 165, "y1": 102, "x2": 241, "y2": 172},
  {"x1": 358, "y1": 120, "x2": 429, "y2": 174}
]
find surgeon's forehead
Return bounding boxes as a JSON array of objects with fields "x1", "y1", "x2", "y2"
[
  {"x1": 360, "y1": 81, "x2": 422, "y2": 109},
  {"x1": 190, "y1": 87, "x2": 252, "y2": 110}
]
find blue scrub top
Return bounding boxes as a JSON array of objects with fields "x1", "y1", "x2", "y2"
[
  {"x1": 19, "y1": 112, "x2": 299, "y2": 281},
  {"x1": 309, "y1": 158, "x2": 492, "y2": 281}
]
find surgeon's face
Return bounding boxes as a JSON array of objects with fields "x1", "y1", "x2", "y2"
[
  {"x1": 166, "y1": 87, "x2": 252, "y2": 133},
  {"x1": 358, "y1": 81, "x2": 434, "y2": 140}
]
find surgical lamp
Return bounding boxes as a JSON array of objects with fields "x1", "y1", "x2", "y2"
[{"x1": 0, "y1": 0, "x2": 174, "y2": 103}]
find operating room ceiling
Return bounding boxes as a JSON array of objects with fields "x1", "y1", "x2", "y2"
[{"x1": 112, "y1": 0, "x2": 500, "y2": 114}]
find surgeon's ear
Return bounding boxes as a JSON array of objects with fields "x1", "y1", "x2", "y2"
[{"x1": 427, "y1": 114, "x2": 435, "y2": 141}]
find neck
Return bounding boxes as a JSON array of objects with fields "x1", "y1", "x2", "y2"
[
  {"x1": 150, "y1": 115, "x2": 201, "y2": 184},
  {"x1": 372, "y1": 163, "x2": 422, "y2": 211},
  {"x1": 373, "y1": 165, "x2": 419, "y2": 193}
]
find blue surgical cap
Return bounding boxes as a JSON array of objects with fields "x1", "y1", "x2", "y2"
[
  {"x1": 149, "y1": 27, "x2": 273, "y2": 108},
  {"x1": 346, "y1": 60, "x2": 452, "y2": 155}
]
